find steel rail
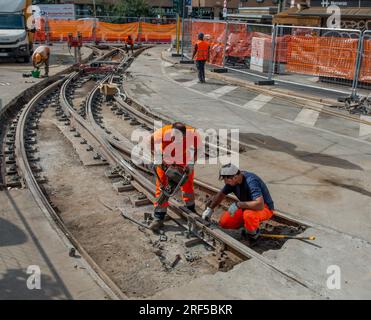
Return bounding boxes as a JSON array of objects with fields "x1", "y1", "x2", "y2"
[
  {"x1": 14, "y1": 76, "x2": 127, "y2": 300},
  {"x1": 75, "y1": 54, "x2": 318, "y2": 293}
]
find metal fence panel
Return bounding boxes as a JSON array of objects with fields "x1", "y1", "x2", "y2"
[
  {"x1": 224, "y1": 22, "x2": 274, "y2": 77},
  {"x1": 273, "y1": 25, "x2": 361, "y2": 96}
]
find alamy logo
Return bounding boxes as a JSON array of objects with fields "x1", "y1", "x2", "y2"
[
  {"x1": 326, "y1": 5, "x2": 341, "y2": 29},
  {"x1": 26, "y1": 265, "x2": 41, "y2": 290},
  {"x1": 326, "y1": 265, "x2": 341, "y2": 290}
]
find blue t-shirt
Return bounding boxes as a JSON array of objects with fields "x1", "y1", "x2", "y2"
[{"x1": 221, "y1": 171, "x2": 274, "y2": 210}]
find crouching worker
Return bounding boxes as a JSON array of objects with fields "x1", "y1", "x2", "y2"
[
  {"x1": 202, "y1": 163, "x2": 274, "y2": 240},
  {"x1": 32, "y1": 45, "x2": 50, "y2": 77}
]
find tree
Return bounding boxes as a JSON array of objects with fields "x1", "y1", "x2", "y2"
[{"x1": 113, "y1": 0, "x2": 154, "y2": 18}]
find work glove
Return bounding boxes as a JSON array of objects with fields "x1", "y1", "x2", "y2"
[
  {"x1": 228, "y1": 202, "x2": 239, "y2": 217},
  {"x1": 202, "y1": 207, "x2": 213, "y2": 220}
]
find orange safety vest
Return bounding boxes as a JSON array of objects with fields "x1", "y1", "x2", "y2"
[
  {"x1": 194, "y1": 40, "x2": 209, "y2": 61},
  {"x1": 152, "y1": 125, "x2": 201, "y2": 166}
]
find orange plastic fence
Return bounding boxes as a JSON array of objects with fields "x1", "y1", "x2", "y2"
[
  {"x1": 96, "y1": 22, "x2": 139, "y2": 42},
  {"x1": 359, "y1": 39, "x2": 371, "y2": 83},
  {"x1": 46, "y1": 20, "x2": 94, "y2": 41},
  {"x1": 192, "y1": 21, "x2": 226, "y2": 66},
  {"x1": 139, "y1": 22, "x2": 176, "y2": 43},
  {"x1": 286, "y1": 35, "x2": 358, "y2": 80}
]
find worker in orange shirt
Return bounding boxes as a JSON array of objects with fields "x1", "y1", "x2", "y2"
[
  {"x1": 32, "y1": 45, "x2": 50, "y2": 77},
  {"x1": 192, "y1": 32, "x2": 210, "y2": 83},
  {"x1": 149, "y1": 122, "x2": 202, "y2": 232},
  {"x1": 126, "y1": 35, "x2": 134, "y2": 54}
]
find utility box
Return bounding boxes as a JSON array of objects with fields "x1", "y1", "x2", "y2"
[{"x1": 250, "y1": 37, "x2": 272, "y2": 74}]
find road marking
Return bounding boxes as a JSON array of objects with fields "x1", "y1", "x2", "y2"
[
  {"x1": 207, "y1": 85, "x2": 238, "y2": 99},
  {"x1": 294, "y1": 107, "x2": 322, "y2": 127},
  {"x1": 183, "y1": 79, "x2": 200, "y2": 87},
  {"x1": 241, "y1": 94, "x2": 273, "y2": 111},
  {"x1": 169, "y1": 72, "x2": 181, "y2": 77},
  {"x1": 359, "y1": 115, "x2": 371, "y2": 137}
]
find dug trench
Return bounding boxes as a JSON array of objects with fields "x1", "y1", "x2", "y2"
[{"x1": 35, "y1": 93, "x2": 244, "y2": 298}]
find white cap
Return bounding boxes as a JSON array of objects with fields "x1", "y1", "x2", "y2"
[{"x1": 219, "y1": 163, "x2": 239, "y2": 178}]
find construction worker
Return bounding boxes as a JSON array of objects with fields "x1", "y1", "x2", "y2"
[
  {"x1": 149, "y1": 122, "x2": 202, "y2": 231},
  {"x1": 126, "y1": 35, "x2": 134, "y2": 54},
  {"x1": 192, "y1": 32, "x2": 210, "y2": 83},
  {"x1": 32, "y1": 45, "x2": 50, "y2": 77},
  {"x1": 202, "y1": 163, "x2": 274, "y2": 240}
]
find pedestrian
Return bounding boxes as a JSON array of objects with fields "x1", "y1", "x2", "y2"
[
  {"x1": 126, "y1": 35, "x2": 134, "y2": 54},
  {"x1": 32, "y1": 45, "x2": 50, "y2": 77},
  {"x1": 202, "y1": 163, "x2": 275, "y2": 241},
  {"x1": 192, "y1": 32, "x2": 210, "y2": 83},
  {"x1": 149, "y1": 122, "x2": 202, "y2": 231}
]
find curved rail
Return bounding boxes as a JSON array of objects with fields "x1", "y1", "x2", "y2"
[{"x1": 15, "y1": 76, "x2": 127, "y2": 300}]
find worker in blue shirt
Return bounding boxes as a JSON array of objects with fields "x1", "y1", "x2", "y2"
[{"x1": 202, "y1": 163, "x2": 274, "y2": 239}]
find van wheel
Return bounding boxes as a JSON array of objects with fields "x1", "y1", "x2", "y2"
[{"x1": 23, "y1": 56, "x2": 30, "y2": 63}]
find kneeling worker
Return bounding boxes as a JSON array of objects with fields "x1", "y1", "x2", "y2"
[
  {"x1": 32, "y1": 45, "x2": 50, "y2": 77},
  {"x1": 202, "y1": 163, "x2": 274, "y2": 239}
]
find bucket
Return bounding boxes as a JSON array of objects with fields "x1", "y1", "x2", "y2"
[{"x1": 31, "y1": 70, "x2": 40, "y2": 78}]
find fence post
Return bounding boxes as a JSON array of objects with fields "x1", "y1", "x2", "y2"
[
  {"x1": 138, "y1": 17, "x2": 142, "y2": 45},
  {"x1": 181, "y1": 0, "x2": 185, "y2": 60},
  {"x1": 351, "y1": 31, "x2": 364, "y2": 99},
  {"x1": 93, "y1": 18, "x2": 97, "y2": 44},
  {"x1": 45, "y1": 15, "x2": 50, "y2": 45},
  {"x1": 222, "y1": 19, "x2": 229, "y2": 67},
  {"x1": 267, "y1": 24, "x2": 277, "y2": 82}
]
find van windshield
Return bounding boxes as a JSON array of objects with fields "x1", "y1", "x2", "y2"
[{"x1": 0, "y1": 14, "x2": 25, "y2": 30}]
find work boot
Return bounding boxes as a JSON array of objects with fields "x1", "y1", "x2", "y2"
[
  {"x1": 186, "y1": 204, "x2": 197, "y2": 213},
  {"x1": 149, "y1": 219, "x2": 164, "y2": 232},
  {"x1": 241, "y1": 228, "x2": 260, "y2": 245}
]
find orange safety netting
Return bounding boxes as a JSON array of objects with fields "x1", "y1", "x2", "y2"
[
  {"x1": 286, "y1": 35, "x2": 358, "y2": 80},
  {"x1": 139, "y1": 22, "x2": 176, "y2": 43},
  {"x1": 192, "y1": 21, "x2": 226, "y2": 66},
  {"x1": 359, "y1": 39, "x2": 371, "y2": 83},
  {"x1": 96, "y1": 22, "x2": 139, "y2": 42},
  {"x1": 46, "y1": 19, "x2": 94, "y2": 41}
]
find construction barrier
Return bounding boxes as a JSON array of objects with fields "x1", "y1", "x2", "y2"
[
  {"x1": 32, "y1": 18, "x2": 371, "y2": 94},
  {"x1": 96, "y1": 22, "x2": 139, "y2": 42},
  {"x1": 139, "y1": 22, "x2": 176, "y2": 43},
  {"x1": 285, "y1": 35, "x2": 358, "y2": 80},
  {"x1": 359, "y1": 34, "x2": 371, "y2": 83},
  {"x1": 191, "y1": 20, "x2": 227, "y2": 67}
]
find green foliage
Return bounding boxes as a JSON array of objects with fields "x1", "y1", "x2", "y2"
[{"x1": 113, "y1": 0, "x2": 155, "y2": 18}]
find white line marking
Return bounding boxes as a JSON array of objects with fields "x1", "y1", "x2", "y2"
[
  {"x1": 360, "y1": 115, "x2": 371, "y2": 137},
  {"x1": 183, "y1": 79, "x2": 200, "y2": 87},
  {"x1": 169, "y1": 72, "x2": 181, "y2": 77},
  {"x1": 207, "y1": 85, "x2": 238, "y2": 99},
  {"x1": 241, "y1": 94, "x2": 273, "y2": 111},
  {"x1": 294, "y1": 108, "x2": 322, "y2": 127}
]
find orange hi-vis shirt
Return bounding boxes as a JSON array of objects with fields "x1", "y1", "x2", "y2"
[
  {"x1": 194, "y1": 40, "x2": 209, "y2": 61},
  {"x1": 152, "y1": 125, "x2": 202, "y2": 166}
]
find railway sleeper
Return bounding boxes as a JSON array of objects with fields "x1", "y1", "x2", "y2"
[
  {"x1": 30, "y1": 163, "x2": 42, "y2": 173},
  {"x1": 130, "y1": 193, "x2": 152, "y2": 207},
  {"x1": 112, "y1": 180, "x2": 135, "y2": 193}
]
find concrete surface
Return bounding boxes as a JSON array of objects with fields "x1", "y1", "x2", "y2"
[
  {"x1": 123, "y1": 46, "x2": 371, "y2": 299},
  {"x1": 0, "y1": 189, "x2": 111, "y2": 299}
]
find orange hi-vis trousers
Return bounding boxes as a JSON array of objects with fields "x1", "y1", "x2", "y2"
[
  {"x1": 154, "y1": 166, "x2": 195, "y2": 214},
  {"x1": 219, "y1": 204, "x2": 273, "y2": 232}
]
